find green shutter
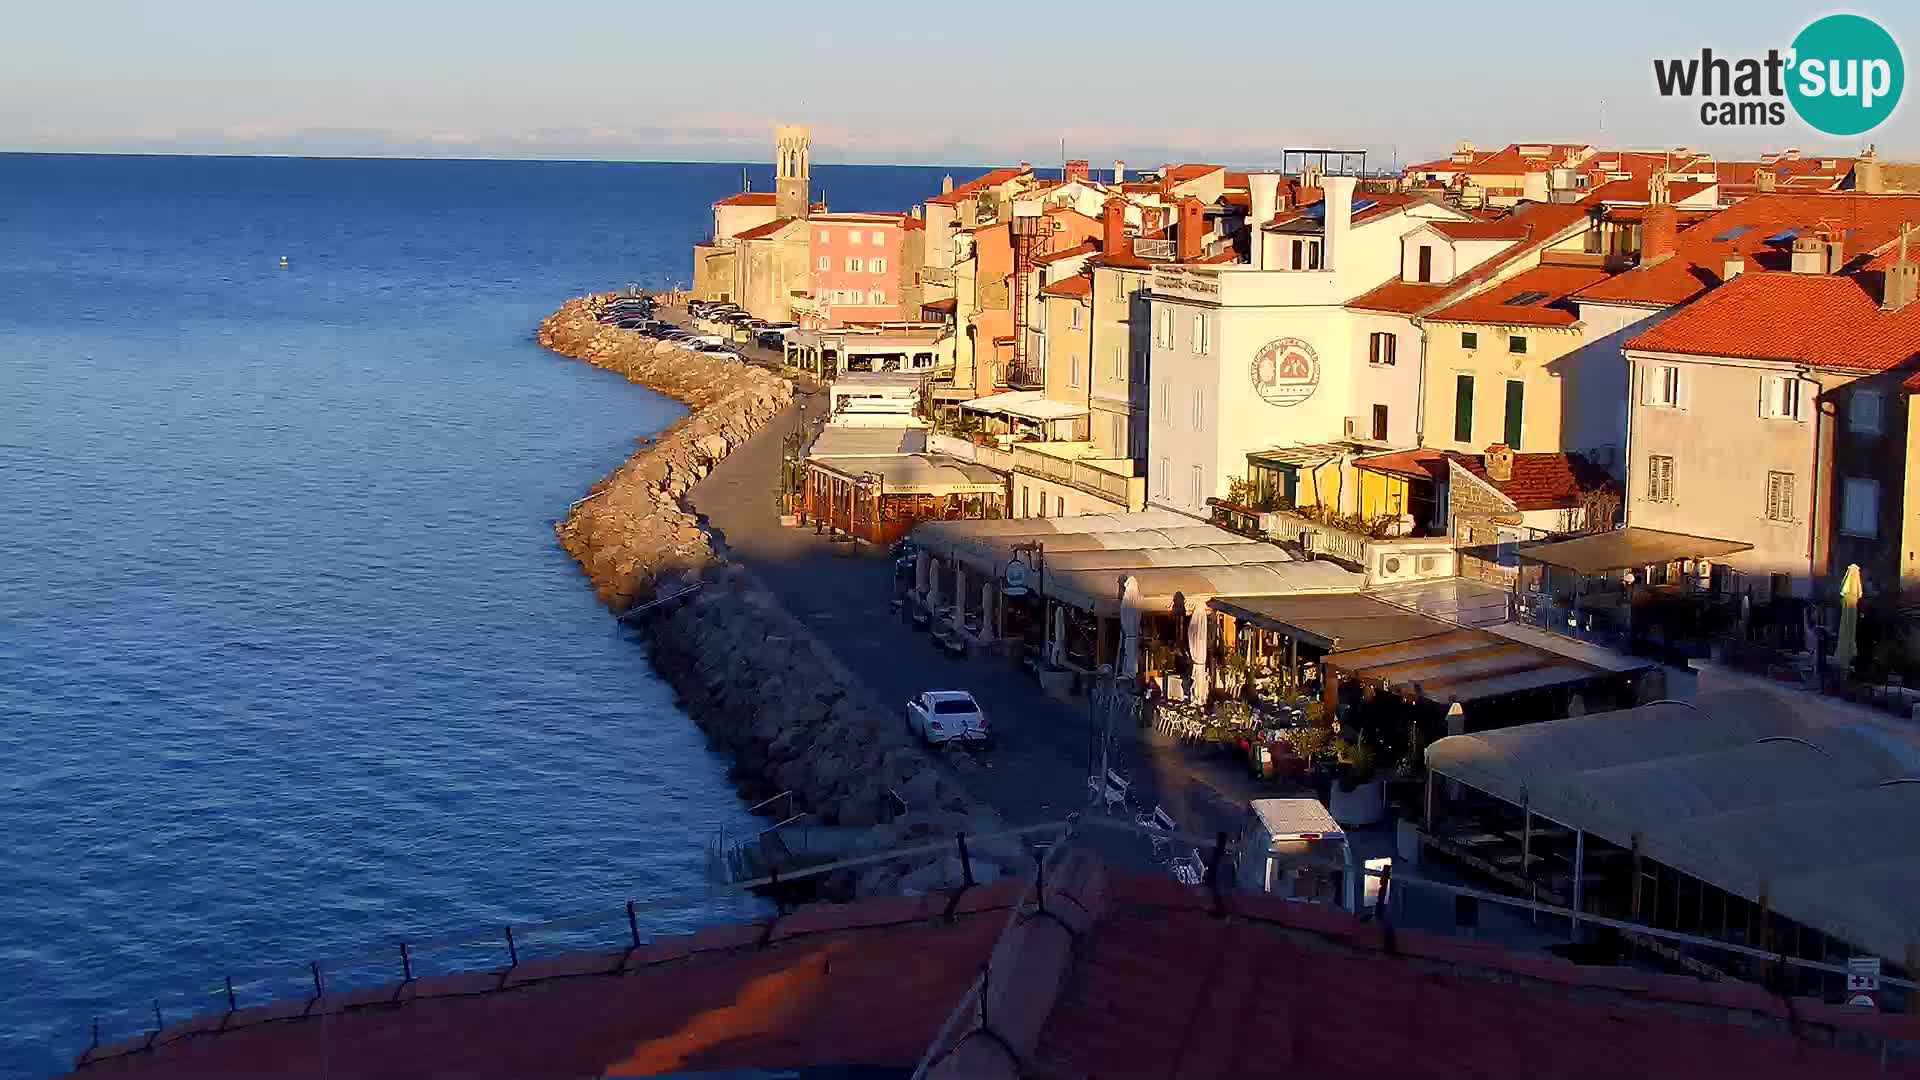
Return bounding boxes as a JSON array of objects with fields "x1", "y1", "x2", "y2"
[
  {"x1": 1504, "y1": 380, "x2": 1525, "y2": 447},
  {"x1": 1454, "y1": 375, "x2": 1475, "y2": 444}
]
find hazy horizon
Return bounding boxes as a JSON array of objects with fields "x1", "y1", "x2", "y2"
[{"x1": 4, "y1": 0, "x2": 1915, "y2": 166}]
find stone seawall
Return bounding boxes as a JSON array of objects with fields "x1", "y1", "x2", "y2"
[{"x1": 539, "y1": 297, "x2": 997, "y2": 892}]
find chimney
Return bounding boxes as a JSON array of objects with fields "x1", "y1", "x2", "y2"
[
  {"x1": 942, "y1": 175, "x2": 955, "y2": 195},
  {"x1": 1102, "y1": 197, "x2": 1128, "y2": 256},
  {"x1": 1113, "y1": 160, "x2": 1126, "y2": 184},
  {"x1": 1065, "y1": 159, "x2": 1089, "y2": 183},
  {"x1": 1484, "y1": 444, "x2": 1514, "y2": 482},
  {"x1": 1785, "y1": 147, "x2": 1802, "y2": 161},
  {"x1": 1756, "y1": 169, "x2": 1777, "y2": 193},
  {"x1": 911, "y1": 204, "x2": 923, "y2": 220},
  {"x1": 1883, "y1": 223, "x2": 1919, "y2": 312},
  {"x1": 1722, "y1": 257, "x2": 1745, "y2": 281},
  {"x1": 1321, "y1": 175, "x2": 1356, "y2": 272},
  {"x1": 1791, "y1": 235, "x2": 1829, "y2": 274},
  {"x1": 1856, "y1": 145, "x2": 1885, "y2": 194},
  {"x1": 1176, "y1": 197, "x2": 1205, "y2": 262},
  {"x1": 1641, "y1": 172, "x2": 1677, "y2": 262},
  {"x1": 1247, "y1": 173, "x2": 1282, "y2": 270}
]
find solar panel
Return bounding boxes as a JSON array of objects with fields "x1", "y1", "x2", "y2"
[
  {"x1": 1713, "y1": 225, "x2": 1756, "y2": 242},
  {"x1": 1766, "y1": 228, "x2": 1803, "y2": 244},
  {"x1": 1501, "y1": 290, "x2": 1551, "y2": 306}
]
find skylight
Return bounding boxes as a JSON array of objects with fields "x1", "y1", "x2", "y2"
[
  {"x1": 1502, "y1": 290, "x2": 1551, "y2": 306},
  {"x1": 1712, "y1": 225, "x2": 1756, "y2": 242},
  {"x1": 1766, "y1": 228, "x2": 1803, "y2": 244}
]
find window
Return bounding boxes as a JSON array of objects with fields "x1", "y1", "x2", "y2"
[
  {"x1": 1761, "y1": 375, "x2": 1804, "y2": 420},
  {"x1": 1461, "y1": 331, "x2": 1478, "y2": 349},
  {"x1": 1070, "y1": 305, "x2": 1081, "y2": 330},
  {"x1": 1291, "y1": 239, "x2": 1304, "y2": 270},
  {"x1": 870, "y1": 231, "x2": 884, "y2": 245},
  {"x1": 1851, "y1": 390, "x2": 1884, "y2": 434},
  {"x1": 817, "y1": 230, "x2": 829, "y2": 243},
  {"x1": 1156, "y1": 309, "x2": 1173, "y2": 348},
  {"x1": 1503, "y1": 380, "x2": 1525, "y2": 447},
  {"x1": 816, "y1": 256, "x2": 829, "y2": 270},
  {"x1": 1417, "y1": 245, "x2": 1433, "y2": 283},
  {"x1": 849, "y1": 231, "x2": 862, "y2": 245},
  {"x1": 1113, "y1": 274, "x2": 1127, "y2": 302},
  {"x1": 1070, "y1": 353, "x2": 1082, "y2": 388},
  {"x1": 1454, "y1": 374, "x2": 1475, "y2": 444},
  {"x1": 1157, "y1": 379, "x2": 1170, "y2": 422},
  {"x1": 1056, "y1": 495, "x2": 1065, "y2": 517},
  {"x1": 1307, "y1": 240, "x2": 1322, "y2": 269},
  {"x1": 869, "y1": 290, "x2": 885, "y2": 305},
  {"x1": 1112, "y1": 345, "x2": 1124, "y2": 380},
  {"x1": 1647, "y1": 455, "x2": 1676, "y2": 502},
  {"x1": 1039, "y1": 491, "x2": 1048, "y2": 517},
  {"x1": 1156, "y1": 456, "x2": 1170, "y2": 498},
  {"x1": 847, "y1": 257, "x2": 863, "y2": 272},
  {"x1": 1131, "y1": 349, "x2": 1146, "y2": 386},
  {"x1": 1192, "y1": 387, "x2": 1203, "y2": 430},
  {"x1": 1843, "y1": 477, "x2": 1879, "y2": 537},
  {"x1": 1508, "y1": 335, "x2": 1528, "y2": 355},
  {"x1": 1110, "y1": 413, "x2": 1125, "y2": 452},
  {"x1": 870, "y1": 257, "x2": 886, "y2": 274},
  {"x1": 1022, "y1": 486, "x2": 1030, "y2": 517},
  {"x1": 1766, "y1": 471, "x2": 1796, "y2": 522},
  {"x1": 1368, "y1": 332, "x2": 1396, "y2": 366},
  {"x1": 1372, "y1": 404, "x2": 1389, "y2": 441},
  {"x1": 1190, "y1": 465, "x2": 1203, "y2": 508},
  {"x1": 1644, "y1": 364, "x2": 1682, "y2": 408}
]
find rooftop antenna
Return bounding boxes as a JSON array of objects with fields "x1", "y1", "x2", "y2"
[
  {"x1": 1060, "y1": 137, "x2": 1067, "y2": 181},
  {"x1": 1599, "y1": 98, "x2": 1607, "y2": 135},
  {"x1": 742, "y1": 165, "x2": 750, "y2": 193}
]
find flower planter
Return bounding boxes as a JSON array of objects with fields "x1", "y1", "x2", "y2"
[{"x1": 1330, "y1": 778, "x2": 1386, "y2": 827}]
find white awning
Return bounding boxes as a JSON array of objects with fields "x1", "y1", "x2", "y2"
[
  {"x1": 1000, "y1": 398, "x2": 1089, "y2": 421},
  {"x1": 1426, "y1": 690, "x2": 1920, "y2": 962}
]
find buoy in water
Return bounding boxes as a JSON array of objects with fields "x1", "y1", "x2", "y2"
[{"x1": 279, "y1": 255, "x2": 289, "y2": 269}]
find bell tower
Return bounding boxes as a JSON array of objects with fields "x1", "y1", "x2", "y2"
[{"x1": 775, "y1": 125, "x2": 812, "y2": 219}]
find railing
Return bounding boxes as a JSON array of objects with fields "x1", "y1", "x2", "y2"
[
  {"x1": 921, "y1": 266, "x2": 955, "y2": 286},
  {"x1": 1265, "y1": 509, "x2": 1369, "y2": 565},
  {"x1": 1132, "y1": 238, "x2": 1174, "y2": 260},
  {"x1": 1010, "y1": 447, "x2": 1143, "y2": 508},
  {"x1": 1003, "y1": 360, "x2": 1043, "y2": 390},
  {"x1": 81, "y1": 812, "x2": 1920, "y2": 1071},
  {"x1": 927, "y1": 433, "x2": 1014, "y2": 472}
]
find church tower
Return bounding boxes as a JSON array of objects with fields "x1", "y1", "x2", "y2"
[{"x1": 774, "y1": 125, "x2": 812, "y2": 219}]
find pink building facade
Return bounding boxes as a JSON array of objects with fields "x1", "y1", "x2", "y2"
[{"x1": 808, "y1": 213, "x2": 912, "y2": 327}]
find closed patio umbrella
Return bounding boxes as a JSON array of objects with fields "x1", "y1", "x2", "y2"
[{"x1": 1834, "y1": 563, "x2": 1863, "y2": 675}]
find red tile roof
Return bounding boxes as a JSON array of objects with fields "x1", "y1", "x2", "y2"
[
  {"x1": 1033, "y1": 240, "x2": 1097, "y2": 265},
  {"x1": 923, "y1": 297, "x2": 957, "y2": 314},
  {"x1": 1454, "y1": 451, "x2": 1614, "y2": 510},
  {"x1": 926, "y1": 167, "x2": 1027, "y2": 206},
  {"x1": 1575, "y1": 192, "x2": 1920, "y2": 307},
  {"x1": 1429, "y1": 218, "x2": 1538, "y2": 241},
  {"x1": 1040, "y1": 275, "x2": 1091, "y2": 299},
  {"x1": 713, "y1": 191, "x2": 777, "y2": 207},
  {"x1": 1625, "y1": 270, "x2": 1920, "y2": 373},
  {"x1": 1164, "y1": 163, "x2": 1224, "y2": 182},
  {"x1": 732, "y1": 216, "x2": 802, "y2": 240},
  {"x1": 85, "y1": 860, "x2": 1920, "y2": 1080},
  {"x1": 1426, "y1": 264, "x2": 1613, "y2": 327},
  {"x1": 1025, "y1": 873, "x2": 1914, "y2": 1080},
  {"x1": 1347, "y1": 202, "x2": 1596, "y2": 316},
  {"x1": 1355, "y1": 448, "x2": 1613, "y2": 508}
]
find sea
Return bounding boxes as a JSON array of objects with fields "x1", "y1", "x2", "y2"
[{"x1": 0, "y1": 152, "x2": 953, "y2": 1078}]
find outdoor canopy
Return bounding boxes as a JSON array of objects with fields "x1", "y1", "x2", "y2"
[
  {"x1": 1425, "y1": 690, "x2": 1920, "y2": 962},
  {"x1": 1511, "y1": 527, "x2": 1753, "y2": 575},
  {"x1": 1047, "y1": 560, "x2": 1363, "y2": 617}
]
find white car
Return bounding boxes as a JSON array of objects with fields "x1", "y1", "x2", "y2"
[{"x1": 906, "y1": 690, "x2": 991, "y2": 748}]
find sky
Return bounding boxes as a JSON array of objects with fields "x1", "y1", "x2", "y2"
[{"x1": 2, "y1": 0, "x2": 1916, "y2": 168}]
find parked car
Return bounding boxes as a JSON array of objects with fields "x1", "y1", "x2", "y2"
[{"x1": 905, "y1": 690, "x2": 990, "y2": 747}]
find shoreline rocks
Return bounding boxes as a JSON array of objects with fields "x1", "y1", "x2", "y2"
[{"x1": 538, "y1": 296, "x2": 1003, "y2": 894}]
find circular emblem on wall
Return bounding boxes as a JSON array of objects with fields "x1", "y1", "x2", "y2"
[{"x1": 1249, "y1": 337, "x2": 1320, "y2": 407}]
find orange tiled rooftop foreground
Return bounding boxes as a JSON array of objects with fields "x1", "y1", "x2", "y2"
[{"x1": 70, "y1": 853, "x2": 1920, "y2": 1080}]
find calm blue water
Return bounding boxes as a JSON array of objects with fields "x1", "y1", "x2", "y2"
[{"x1": 0, "y1": 153, "x2": 952, "y2": 1078}]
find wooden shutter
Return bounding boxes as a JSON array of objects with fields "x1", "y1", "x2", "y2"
[
  {"x1": 1504, "y1": 381, "x2": 1525, "y2": 447},
  {"x1": 1454, "y1": 375, "x2": 1475, "y2": 444}
]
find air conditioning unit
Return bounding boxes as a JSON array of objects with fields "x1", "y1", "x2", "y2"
[{"x1": 1343, "y1": 416, "x2": 1372, "y2": 440}]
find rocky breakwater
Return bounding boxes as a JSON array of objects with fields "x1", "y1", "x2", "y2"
[{"x1": 539, "y1": 296, "x2": 1007, "y2": 895}]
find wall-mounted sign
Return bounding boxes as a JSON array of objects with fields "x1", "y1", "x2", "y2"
[{"x1": 1250, "y1": 337, "x2": 1321, "y2": 407}]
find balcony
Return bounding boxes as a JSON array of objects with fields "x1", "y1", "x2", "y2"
[
  {"x1": 1012, "y1": 444, "x2": 1145, "y2": 509},
  {"x1": 1132, "y1": 238, "x2": 1174, "y2": 260},
  {"x1": 1003, "y1": 360, "x2": 1045, "y2": 390},
  {"x1": 922, "y1": 266, "x2": 955, "y2": 286}
]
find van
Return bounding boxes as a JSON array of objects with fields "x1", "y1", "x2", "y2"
[{"x1": 1236, "y1": 798, "x2": 1357, "y2": 911}]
